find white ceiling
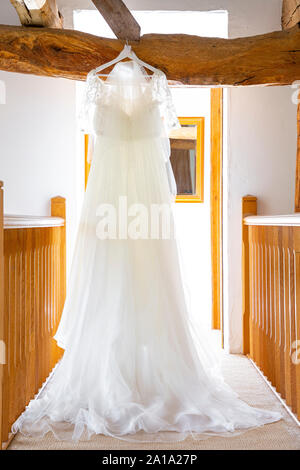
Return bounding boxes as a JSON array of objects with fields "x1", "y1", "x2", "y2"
[
  {"x1": 56, "y1": 0, "x2": 231, "y2": 12},
  {"x1": 57, "y1": 0, "x2": 96, "y2": 9}
]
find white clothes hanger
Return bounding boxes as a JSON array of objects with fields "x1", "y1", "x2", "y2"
[{"x1": 93, "y1": 44, "x2": 162, "y2": 77}]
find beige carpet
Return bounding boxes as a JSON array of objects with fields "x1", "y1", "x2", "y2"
[{"x1": 9, "y1": 354, "x2": 300, "y2": 450}]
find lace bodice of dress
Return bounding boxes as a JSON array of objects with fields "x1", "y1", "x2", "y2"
[{"x1": 79, "y1": 60, "x2": 180, "y2": 138}]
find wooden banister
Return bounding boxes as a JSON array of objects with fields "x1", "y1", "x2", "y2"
[
  {"x1": 242, "y1": 197, "x2": 300, "y2": 420},
  {"x1": 0, "y1": 191, "x2": 66, "y2": 449},
  {"x1": 242, "y1": 196, "x2": 257, "y2": 354},
  {"x1": 295, "y1": 246, "x2": 300, "y2": 417}
]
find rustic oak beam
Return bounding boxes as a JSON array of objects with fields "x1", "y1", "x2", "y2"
[
  {"x1": 10, "y1": 0, "x2": 63, "y2": 28},
  {"x1": 0, "y1": 24, "x2": 300, "y2": 85},
  {"x1": 282, "y1": 0, "x2": 300, "y2": 30},
  {"x1": 91, "y1": 0, "x2": 140, "y2": 41}
]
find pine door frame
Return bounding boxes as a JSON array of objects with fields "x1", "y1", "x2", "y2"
[{"x1": 210, "y1": 88, "x2": 223, "y2": 337}]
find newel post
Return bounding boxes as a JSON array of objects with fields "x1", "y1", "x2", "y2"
[
  {"x1": 51, "y1": 196, "x2": 66, "y2": 317},
  {"x1": 242, "y1": 196, "x2": 257, "y2": 355},
  {"x1": 0, "y1": 182, "x2": 4, "y2": 449}
]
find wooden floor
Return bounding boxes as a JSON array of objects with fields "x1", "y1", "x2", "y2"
[{"x1": 8, "y1": 354, "x2": 300, "y2": 451}]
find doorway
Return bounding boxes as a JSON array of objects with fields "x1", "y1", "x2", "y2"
[
  {"x1": 83, "y1": 88, "x2": 223, "y2": 340},
  {"x1": 76, "y1": 8, "x2": 226, "y2": 344}
]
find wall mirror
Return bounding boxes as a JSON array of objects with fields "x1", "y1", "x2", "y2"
[{"x1": 169, "y1": 117, "x2": 205, "y2": 203}]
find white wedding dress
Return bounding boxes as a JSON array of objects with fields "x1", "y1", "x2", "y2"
[{"x1": 12, "y1": 60, "x2": 281, "y2": 442}]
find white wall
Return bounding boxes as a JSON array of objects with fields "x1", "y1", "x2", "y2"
[{"x1": 0, "y1": 2, "x2": 81, "y2": 273}]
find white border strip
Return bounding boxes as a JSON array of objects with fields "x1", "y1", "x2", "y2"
[
  {"x1": 244, "y1": 215, "x2": 300, "y2": 227},
  {"x1": 249, "y1": 358, "x2": 300, "y2": 428},
  {"x1": 4, "y1": 215, "x2": 64, "y2": 229}
]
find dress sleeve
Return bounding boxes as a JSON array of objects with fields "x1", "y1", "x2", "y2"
[
  {"x1": 78, "y1": 71, "x2": 103, "y2": 134},
  {"x1": 152, "y1": 73, "x2": 180, "y2": 199},
  {"x1": 153, "y1": 73, "x2": 181, "y2": 133}
]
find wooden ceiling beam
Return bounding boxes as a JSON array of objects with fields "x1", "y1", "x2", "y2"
[
  {"x1": 282, "y1": 0, "x2": 300, "y2": 30},
  {"x1": 10, "y1": 0, "x2": 63, "y2": 28},
  {"x1": 91, "y1": 0, "x2": 140, "y2": 41},
  {"x1": 0, "y1": 24, "x2": 299, "y2": 86}
]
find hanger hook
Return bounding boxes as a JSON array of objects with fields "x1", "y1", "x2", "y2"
[{"x1": 124, "y1": 39, "x2": 131, "y2": 54}]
